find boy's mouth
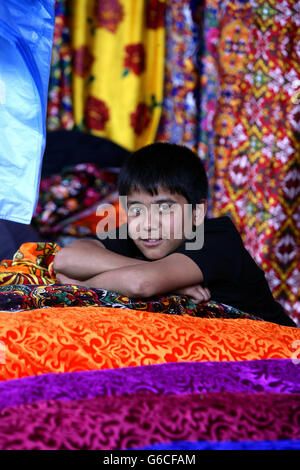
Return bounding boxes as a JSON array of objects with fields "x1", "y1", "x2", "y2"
[{"x1": 140, "y1": 238, "x2": 163, "y2": 247}]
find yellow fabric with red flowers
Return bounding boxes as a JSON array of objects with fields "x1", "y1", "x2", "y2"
[{"x1": 71, "y1": 0, "x2": 166, "y2": 151}]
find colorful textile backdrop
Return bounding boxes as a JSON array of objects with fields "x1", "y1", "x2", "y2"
[
  {"x1": 46, "y1": 0, "x2": 300, "y2": 325},
  {"x1": 155, "y1": 0, "x2": 300, "y2": 326}
]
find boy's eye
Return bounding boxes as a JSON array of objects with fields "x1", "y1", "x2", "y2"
[
  {"x1": 127, "y1": 203, "x2": 173, "y2": 216},
  {"x1": 158, "y1": 203, "x2": 172, "y2": 213},
  {"x1": 127, "y1": 206, "x2": 144, "y2": 216}
]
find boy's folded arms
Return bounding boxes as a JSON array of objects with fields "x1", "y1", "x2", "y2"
[
  {"x1": 55, "y1": 246, "x2": 205, "y2": 300},
  {"x1": 54, "y1": 239, "x2": 150, "y2": 281}
]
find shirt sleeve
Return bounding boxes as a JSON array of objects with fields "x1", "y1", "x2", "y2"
[{"x1": 174, "y1": 217, "x2": 241, "y2": 284}]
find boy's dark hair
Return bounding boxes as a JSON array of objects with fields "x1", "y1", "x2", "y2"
[{"x1": 117, "y1": 142, "x2": 208, "y2": 208}]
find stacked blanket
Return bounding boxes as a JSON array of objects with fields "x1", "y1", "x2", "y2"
[
  {"x1": 0, "y1": 242, "x2": 299, "y2": 450},
  {"x1": 31, "y1": 163, "x2": 124, "y2": 249}
]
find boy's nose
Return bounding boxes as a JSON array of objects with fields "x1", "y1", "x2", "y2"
[{"x1": 142, "y1": 207, "x2": 160, "y2": 231}]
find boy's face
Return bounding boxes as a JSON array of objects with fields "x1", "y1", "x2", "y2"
[{"x1": 125, "y1": 187, "x2": 206, "y2": 260}]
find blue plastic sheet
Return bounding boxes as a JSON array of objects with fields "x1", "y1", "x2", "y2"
[{"x1": 0, "y1": 0, "x2": 55, "y2": 224}]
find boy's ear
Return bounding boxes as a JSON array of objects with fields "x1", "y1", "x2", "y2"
[{"x1": 192, "y1": 201, "x2": 207, "y2": 226}]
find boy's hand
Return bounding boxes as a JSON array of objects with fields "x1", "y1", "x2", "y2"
[{"x1": 174, "y1": 284, "x2": 211, "y2": 303}]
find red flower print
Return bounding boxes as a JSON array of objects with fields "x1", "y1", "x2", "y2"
[
  {"x1": 130, "y1": 103, "x2": 151, "y2": 135},
  {"x1": 85, "y1": 96, "x2": 110, "y2": 131},
  {"x1": 146, "y1": 0, "x2": 166, "y2": 29},
  {"x1": 73, "y1": 45, "x2": 94, "y2": 78},
  {"x1": 95, "y1": 0, "x2": 124, "y2": 33},
  {"x1": 124, "y1": 44, "x2": 146, "y2": 75}
]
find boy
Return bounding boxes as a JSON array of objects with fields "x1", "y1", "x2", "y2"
[{"x1": 54, "y1": 142, "x2": 296, "y2": 327}]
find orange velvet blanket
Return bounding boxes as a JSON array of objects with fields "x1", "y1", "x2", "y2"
[{"x1": 0, "y1": 306, "x2": 299, "y2": 381}]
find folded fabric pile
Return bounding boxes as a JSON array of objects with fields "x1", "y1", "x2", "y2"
[
  {"x1": 0, "y1": 241, "x2": 299, "y2": 450},
  {"x1": 32, "y1": 163, "x2": 119, "y2": 238},
  {"x1": 0, "y1": 306, "x2": 299, "y2": 449}
]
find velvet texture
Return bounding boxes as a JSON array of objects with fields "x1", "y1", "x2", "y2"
[{"x1": 0, "y1": 305, "x2": 299, "y2": 449}]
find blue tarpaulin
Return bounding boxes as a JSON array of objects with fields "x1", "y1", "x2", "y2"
[{"x1": 0, "y1": 0, "x2": 55, "y2": 224}]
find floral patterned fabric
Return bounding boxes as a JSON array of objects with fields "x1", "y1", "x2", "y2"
[
  {"x1": 47, "y1": 0, "x2": 166, "y2": 148},
  {"x1": 0, "y1": 284, "x2": 261, "y2": 321},
  {"x1": 0, "y1": 242, "x2": 60, "y2": 286},
  {"x1": 32, "y1": 164, "x2": 118, "y2": 237},
  {"x1": 70, "y1": 0, "x2": 165, "y2": 151}
]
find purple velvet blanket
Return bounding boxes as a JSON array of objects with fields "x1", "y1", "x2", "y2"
[{"x1": 0, "y1": 359, "x2": 299, "y2": 450}]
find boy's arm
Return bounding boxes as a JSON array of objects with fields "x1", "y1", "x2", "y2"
[
  {"x1": 53, "y1": 239, "x2": 150, "y2": 281},
  {"x1": 56, "y1": 252, "x2": 203, "y2": 298}
]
